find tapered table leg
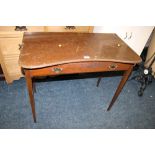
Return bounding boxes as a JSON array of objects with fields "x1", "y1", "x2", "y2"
[
  {"x1": 25, "y1": 70, "x2": 37, "y2": 122},
  {"x1": 107, "y1": 65, "x2": 133, "y2": 111}
]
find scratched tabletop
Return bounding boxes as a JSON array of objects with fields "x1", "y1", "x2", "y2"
[{"x1": 19, "y1": 32, "x2": 141, "y2": 69}]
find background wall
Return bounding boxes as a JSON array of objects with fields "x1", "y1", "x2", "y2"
[{"x1": 93, "y1": 26, "x2": 154, "y2": 56}]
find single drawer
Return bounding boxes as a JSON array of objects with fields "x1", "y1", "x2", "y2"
[{"x1": 29, "y1": 61, "x2": 131, "y2": 77}]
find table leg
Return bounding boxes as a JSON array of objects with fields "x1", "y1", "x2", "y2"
[
  {"x1": 107, "y1": 65, "x2": 133, "y2": 111},
  {"x1": 25, "y1": 70, "x2": 37, "y2": 122}
]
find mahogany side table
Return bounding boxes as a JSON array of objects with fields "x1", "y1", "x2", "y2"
[{"x1": 19, "y1": 32, "x2": 141, "y2": 122}]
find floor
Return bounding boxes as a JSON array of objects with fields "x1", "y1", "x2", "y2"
[{"x1": 0, "y1": 73, "x2": 155, "y2": 129}]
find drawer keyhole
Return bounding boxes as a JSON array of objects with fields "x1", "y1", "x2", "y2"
[
  {"x1": 52, "y1": 67, "x2": 63, "y2": 73},
  {"x1": 109, "y1": 64, "x2": 117, "y2": 70}
]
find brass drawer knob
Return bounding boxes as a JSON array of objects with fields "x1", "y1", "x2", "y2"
[
  {"x1": 52, "y1": 67, "x2": 63, "y2": 73},
  {"x1": 109, "y1": 64, "x2": 118, "y2": 70}
]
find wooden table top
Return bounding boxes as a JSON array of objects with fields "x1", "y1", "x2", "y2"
[{"x1": 19, "y1": 32, "x2": 141, "y2": 69}]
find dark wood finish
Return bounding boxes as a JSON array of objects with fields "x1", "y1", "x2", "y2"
[
  {"x1": 107, "y1": 65, "x2": 133, "y2": 111},
  {"x1": 19, "y1": 32, "x2": 142, "y2": 122},
  {"x1": 19, "y1": 32, "x2": 141, "y2": 69},
  {"x1": 25, "y1": 70, "x2": 36, "y2": 122},
  {"x1": 29, "y1": 61, "x2": 130, "y2": 77}
]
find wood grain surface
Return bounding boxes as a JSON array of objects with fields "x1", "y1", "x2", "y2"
[{"x1": 19, "y1": 32, "x2": 141, "y2": 69}]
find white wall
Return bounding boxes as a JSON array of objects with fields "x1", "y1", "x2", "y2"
[{"x1": 93, "y1": 26, "x2": 154, "y2": 55}]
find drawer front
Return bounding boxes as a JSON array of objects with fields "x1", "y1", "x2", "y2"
[
  {"x1": 0, "y1": 26, "x2": 93, "y2": 33},
  {"x1": 0, "y1": 26, "x2": 44, "y2": 32},
  {"x1": 0, "y1": 38, "x2": 22, "y2": 55},
  {"x1": 1, "y1": 53, "x2": 23, "y2": 83},
  {"x1": 29, "y1": 62, "x2": 131, "y2": 77},
  {"x1": 27, "y1": 26, "x2": 44, "y2": 32},
  {"x1": 5, "y1": 62, "x2": 22, "y2": 76},
  {"x1": 3, "y1": 54, "x2": 22, "y2": 75},
  {"x1": 45, "y1": 26, "x2": 93, "y2": 33}
]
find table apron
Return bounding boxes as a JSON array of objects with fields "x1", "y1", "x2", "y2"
[{"x1": 26, "y1": 61, "x2": 133, "y2": 77}]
